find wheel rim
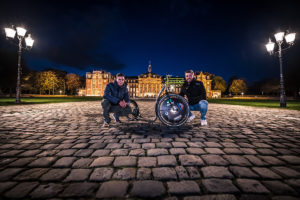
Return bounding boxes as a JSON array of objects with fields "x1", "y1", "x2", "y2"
[{"x1": 157, "y1": 95, "x2": 189, "y2": 126}]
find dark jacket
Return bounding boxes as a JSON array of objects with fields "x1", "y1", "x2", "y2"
[
  {"x1": 179, "y1": 79, "x2": 206, "y2": 105},
  {"x1": 103, "y1": 81, "x2": 130, "y2": 105}
]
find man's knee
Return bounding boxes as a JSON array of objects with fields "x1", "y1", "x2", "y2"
[
  {"x1": 102, "y1": 99, "x2": 112, "y2": 111},
  {"x1": 199, "y1": 100, "x2": 208, "y2": 106},
  {"x1": 102, "y1": 99, "x2": 110, "y2": 106}
]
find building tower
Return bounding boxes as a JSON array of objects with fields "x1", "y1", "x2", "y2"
[{"x1": 148, "y1": 60, "x2": 152, "y2": 73}]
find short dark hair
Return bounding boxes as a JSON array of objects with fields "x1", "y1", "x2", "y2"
[
  {"x1": 116, "y1": 73, "x2": 125, "y2": 77},
  {"x1": 185, "y1": 70, "x2": 194, "y2": 74}
]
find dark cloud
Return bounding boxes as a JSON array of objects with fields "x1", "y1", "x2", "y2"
[{"x1": 0, "y1": 0, "x2": 126, "y2": 71}]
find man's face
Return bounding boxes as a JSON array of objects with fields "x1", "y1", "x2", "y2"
[
  {"x1": 185, "y1": 73, "x2": 194, "y2": 83},
  {"x1": 116, "y1": 76, "x2": 125, "y2": 86}
]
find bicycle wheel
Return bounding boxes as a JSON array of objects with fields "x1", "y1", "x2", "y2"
[
  {"x1": 127, "y1": 99, "x2": 140, "y2": 120},
  {"x1": 156, "y1": 94, "x2": 189, "y2": 127}
]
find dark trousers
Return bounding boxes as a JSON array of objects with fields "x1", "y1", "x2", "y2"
[{"x1": 101, "y1": 99, "x2": 131, "y2": 123}]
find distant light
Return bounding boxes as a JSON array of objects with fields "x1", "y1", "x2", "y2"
[
  {"x1": 4, "y1": 27, "x2": 16, "y2": 38},
  {"x1": 285, "y1": 33, "x2": 296, "y2": 44},
  {"x1": 16, "y1": 27, "x2": 27, "y2": 37},
  {"x1": 170, "y1": 85, "x2": 175, "y2": 91},
  {"x1": 265, "y1": 38, "x2": 275, "y2": 53},
  {"x1": 25, "y1": 34, "x2": 34, "y2": 47},
  {"x1": 274, "y1": 32, "x2": 284, "y2": 42}
]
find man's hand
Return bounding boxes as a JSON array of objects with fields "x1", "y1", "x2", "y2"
[
  {"x1": 119, "y1": 100, "x2": 127, "y2": 108},
  {"x1": 184, "y1": 95, "x2": 188, "y2": 102}
]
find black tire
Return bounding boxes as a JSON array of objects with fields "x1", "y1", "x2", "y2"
[
  {"x1": 156, "y1": 94, "x2": 189, "y2": 127},
  {"x1": 127, "y1": 99, "x2": 140, "y2": 120}
]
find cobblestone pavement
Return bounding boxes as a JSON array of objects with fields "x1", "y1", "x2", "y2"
[{"x1": 0, "y1": 100, "x2": 300, "y2": 200}]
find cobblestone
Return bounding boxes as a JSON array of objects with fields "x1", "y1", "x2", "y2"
[
  {"x1": 179, "y1": 155, "x2": 205, "y2": 166},
  {"x1": 153, "y1": 167, "x2": 177, "y2": 180},
  {"x1": 201, "y1": 166, "x2": 234, "y2": 179},
  {"x1": 175, "y1": 166, "x2": 189, "y2": 179},
  {"x1": 112, "y1": 168, "x2": 136, "y2": 180},
  {"x1": 252, "y1": 167, "x2": 282, "y2": 179},
  {"x1": 137, "y1": 167, "x2": 151, "y2": 179},
  {"x1": 167, "y1": 181, "x2": 201, "y2": 195},
  {"x1": 229, "y1": 166, "x2": 259, "y2": 178},
  {"x1": 170, "y1": 148, "x2": 187, "y2": 155},
  {"x1": 64, "y1": 169, "x2": 91, "y2": 181},
  {"x1": 0, "y1": 100, "x2": 299, "y2": 199},
  {"x1": 89, "y1": 167, "x2": 113, "y2": 181},
  {"x1": 113, "y1": 156, "x2": 137, "y2": 167},
  {"x1": 186, "y1": 167, "x2": 201, "y2": 179},
  {"x1": 4, "y1": 181, "x2": 39, "y2": 199},
  {"x1": 60, "y1": 182, "x2": 98, "y2": 197},
  {"x1": 138, "y1": 157, "x2": 157, "y2": 167},
  {"x1": 14, "y1": 168, "x2": 48, "y2": 181},
  {"x1": 202, "y1": 179, "x2": 239, "y2": 193},
  {"x1": 28, "y1": 157, "x2": 57, "y2": 167},
  {"x1": 201, "y1": 155, "x2": 229, "y2": 166},
  {"x1": 90, "y1": 157, "x2": 114, "y2": 167},
  {"x1": 130, "y1": 180, "x2": 166, "y2": 198},
  {"x1": 262, "y1": 180, "x2": 297, "y2": 195},
  {"x1": 72, "y1": 158, "x2": 93, "y2": 168},
  {"x1": 147, "y1": 148, "x2": 169, "y2": 156},
  {"x1": 53, "y1": 157, "x2": 77, "y2": 167},
  {"x1": 96, "y1": 181, "x2": 128, "y2": 198},
  {"x1": 40, "y1": 169, "x2": 70, "y2": 181},
  {"x1": 236, "y1": 179, "x2": 270, "y2": 193},
  {"x1": 30, "y1": 183, "x2": 64, "y2": 199},
  {"x1": 158, "y1": 155, "x2": 177, "y2": 166}
]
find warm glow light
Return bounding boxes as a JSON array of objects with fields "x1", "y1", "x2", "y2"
[
  {"x1": 25, "y1": 34, "x2": 34, "y2": 47},
  {"x1": 265, "y1": 38, "x2": 275, "y2": 52},
  {"x1": 274, "y1": 32, "x2": 284, "y2": 42},
  {"x1": 4, "y1": 28, "x2": 16, "y2": 38},
  {"x1": 285, "y1": 33, "x2": 296, "y2": 44},
  {"x1": 16, "y1": 27, "x2": 27, "y2": 37}
]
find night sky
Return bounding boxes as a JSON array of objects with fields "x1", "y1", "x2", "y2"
[{"x1": 1, "y1": 0, "x2": 300, "y2": 84}]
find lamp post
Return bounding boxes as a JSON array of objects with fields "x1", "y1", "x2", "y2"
[
  {"x1": 265, "y1": 31, "x2": 296, "y2": 107},
  {"x1": 4, "y1": 25, "x2": 34, "y2": 103}
]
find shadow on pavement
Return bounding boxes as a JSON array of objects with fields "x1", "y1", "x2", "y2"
[{"x1": 116, "y1": 120, "x2": 193, "y2": 135}]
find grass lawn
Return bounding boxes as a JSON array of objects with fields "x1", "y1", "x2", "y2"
[
  {"x1": 208, "y1": 98, "x2": 300, "y2": 111},
  {"x1": 0, "y1": 96, "x2": 102, "y2": 106}
]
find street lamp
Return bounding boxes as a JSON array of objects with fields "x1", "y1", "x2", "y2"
[
  {"x1": 265, "y1": 30, "x2": 296, "y2": 107},
  {"x1": 4, "y1": 25, "x2": 34, "y2": 103}
]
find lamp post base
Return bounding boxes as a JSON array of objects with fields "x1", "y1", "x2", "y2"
[
  {"x1": 280, "y1": 102, "x2": 286, "y2": 107},
  {"x1": 280, "y1": 95, "x2": 286, "y2": 107}
]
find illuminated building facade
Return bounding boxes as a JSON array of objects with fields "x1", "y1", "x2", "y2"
[{"x1": 79, "y1": 64, "x2": 221, "y2": 98}]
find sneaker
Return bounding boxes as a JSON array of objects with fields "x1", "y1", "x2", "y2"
[
  {"x1": 201, "y1": 119, "x2": 208, "y2": 126},
  {"x1": 112, "y1": 113, "x2": 121, "y2": 123},
  {"x1": 102, "y1": 121, "x2": 110, "y2": 127},
  {"x1": 187, "y1": 113, "x2": 195, "y2": 122}
]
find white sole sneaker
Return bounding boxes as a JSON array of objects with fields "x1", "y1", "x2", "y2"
[
  {"x1": 201, "y1": 120, "x2": 208, "y2": 126},
  {"x1": 187, "y1": 114, "x2": 195, "y2": 122},
  {"x1": 112, "y1": 114, "x2": 121, "y2": 123}
]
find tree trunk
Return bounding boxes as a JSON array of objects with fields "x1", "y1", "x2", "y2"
[{"x1": 9, "y1": 88, "x2": 13, "y2": 97}]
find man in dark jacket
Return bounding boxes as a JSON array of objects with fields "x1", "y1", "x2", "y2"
[
  {"x1": 101, "y1": 73, "x2": 131, "y2": 127},
  {"x1": 179, "y1": 70, "x2": 208, "y2": 126}
]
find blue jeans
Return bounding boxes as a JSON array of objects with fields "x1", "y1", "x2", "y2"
[{"x1": 189, "y1": 100, "x2": 208, "y2": 120}]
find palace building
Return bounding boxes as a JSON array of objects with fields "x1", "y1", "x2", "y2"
[
  {"x1": 78, "y1": 70, "x2": 114, "y2": 96},
  {"x1": 137, "y1": 63, "x2": 163, "y2": 97},
  {"x1": 78, "y1": 63, "x2": 221, "y2": 98}
]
